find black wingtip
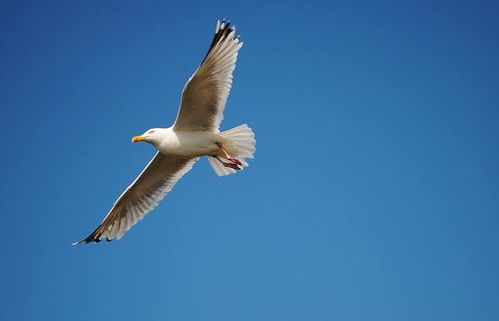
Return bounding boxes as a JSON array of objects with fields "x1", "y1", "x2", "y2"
[
  {"x1": 71, "y1": 238, "x2": 96, "y2": 246},
  {"x1": 72, "y1": 226, "x2": 109, "y2": 245},
  {"x1": 201, "y1": 19, "x2": 240, "y2": 64},
  {"x1": 72, "y1": 236, "x2": 107, "y2": 245}
]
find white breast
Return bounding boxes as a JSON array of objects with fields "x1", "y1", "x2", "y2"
[{"x1": 157, "y1": 129, "x2": 220, "y2": 157}]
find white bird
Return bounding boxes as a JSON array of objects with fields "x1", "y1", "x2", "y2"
[{"x1": 75, "y1": 20, "x2": 255, "y2": 244}]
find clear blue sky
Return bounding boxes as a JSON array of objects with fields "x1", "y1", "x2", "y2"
[{"x1": 1, "y1": 0, "x2": 498, "y2": 320}]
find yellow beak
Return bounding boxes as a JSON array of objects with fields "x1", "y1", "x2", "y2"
[{"x1": 131, "y1": 135, "x2": 146, "y2": 142}]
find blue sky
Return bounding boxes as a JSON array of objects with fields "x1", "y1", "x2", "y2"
[{"x1": 1, "y1": 0, "x2": 498, "y2": 320}]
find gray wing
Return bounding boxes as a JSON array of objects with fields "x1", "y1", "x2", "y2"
[
  {"x1": 173, "y1": 20, "x2": 243, "y2": 131},
  {"x1": 75, "y1": 153, "x2": 197, "y2": 243}
]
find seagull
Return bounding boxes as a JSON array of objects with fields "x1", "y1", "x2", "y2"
[{"x1": 74, "y1": 20, "x2": 255, "y2": 244}]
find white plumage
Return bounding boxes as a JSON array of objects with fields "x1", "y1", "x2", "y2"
[{"x1": 75, "y1": 20, "x2": 255, "y2": 244}]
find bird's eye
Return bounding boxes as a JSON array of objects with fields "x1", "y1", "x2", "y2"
[{"x1": 149, "y1": 130, "x2": 155, "y2": 134}]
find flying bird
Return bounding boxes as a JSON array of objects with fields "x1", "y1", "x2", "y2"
[{"x1": 75, "y1": 20, "x2": 255, "y2": 244}]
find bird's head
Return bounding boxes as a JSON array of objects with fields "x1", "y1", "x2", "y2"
[{"x1": 131, "y1": 128, "x2": 163, "y2": 144}]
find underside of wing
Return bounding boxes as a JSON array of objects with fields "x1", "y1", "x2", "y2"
[
  {"x1": 75, "y1": 153, "x2": 197, "y2": 244},
  {"x1": 173, "y1": 20, "x2": 243, "y2": 131}
]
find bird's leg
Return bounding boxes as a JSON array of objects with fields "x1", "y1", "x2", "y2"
[
  {"x1": 213, "y1": 156, "x2": 241, "y2": 170},
  {"x1": 215, "y1": 143, "x2": 242, "y2": 166}
]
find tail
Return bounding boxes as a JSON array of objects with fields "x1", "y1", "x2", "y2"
[{"x1": 208, "y1": 124, "x2": 256, "y2": 176}]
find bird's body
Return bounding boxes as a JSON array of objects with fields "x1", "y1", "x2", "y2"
[
  {"x1": 149, "y1": 128, "x2": 223, "y2": 158},
  {"x1": 75, "y1": 20, "x2": 255, "y2": 244}
]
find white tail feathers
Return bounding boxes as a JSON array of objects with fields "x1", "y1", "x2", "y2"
[
  {"x1": 221, "y1": 124, "x2": 256, "y2": 158},
  {"x1": 208, "y1": 124, "x2": 256, "y2": 176}
]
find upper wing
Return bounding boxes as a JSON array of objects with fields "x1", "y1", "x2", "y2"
[
  {"x1": 173, "y1": 20, "x2": 243, "y2": 131},
  {"x1": 75, "y1": 153, "x2": 197, "y2": 243}
]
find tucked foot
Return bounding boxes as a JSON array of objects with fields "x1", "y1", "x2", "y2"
[
  {"x1": 213, "y1": 155, "x2": 241, "y2": 170},
  {"x1": 225, "y1": 162, "x2": 241, "y2": 170},
  {"x1": 215, "y1": 142, "x2": 242, "y2": 166},
  {"x1": 230, "y1": 158, "x2": 242, "y2": 166}
]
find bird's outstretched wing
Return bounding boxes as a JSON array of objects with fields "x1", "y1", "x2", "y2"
[
  {"x1": 173, "y1": 20, "x2": 243, "y2": 131},
  {"x1": 75, "y1": 153, "x2": 197, "y2": 243}
]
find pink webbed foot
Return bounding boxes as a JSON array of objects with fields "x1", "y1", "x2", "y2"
[
  {"x1": 215, "y1": 142, "x2": 242, "y2": 169},
  {"x1": 213, "y1": 155, "x2": 241, "y2": 170},
  {"x1": 230, "y1": 158, "x2": 242, "y2": 166},
  {"x1": 225, "y1": 162, "x2": 241, "y2": 170}
]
